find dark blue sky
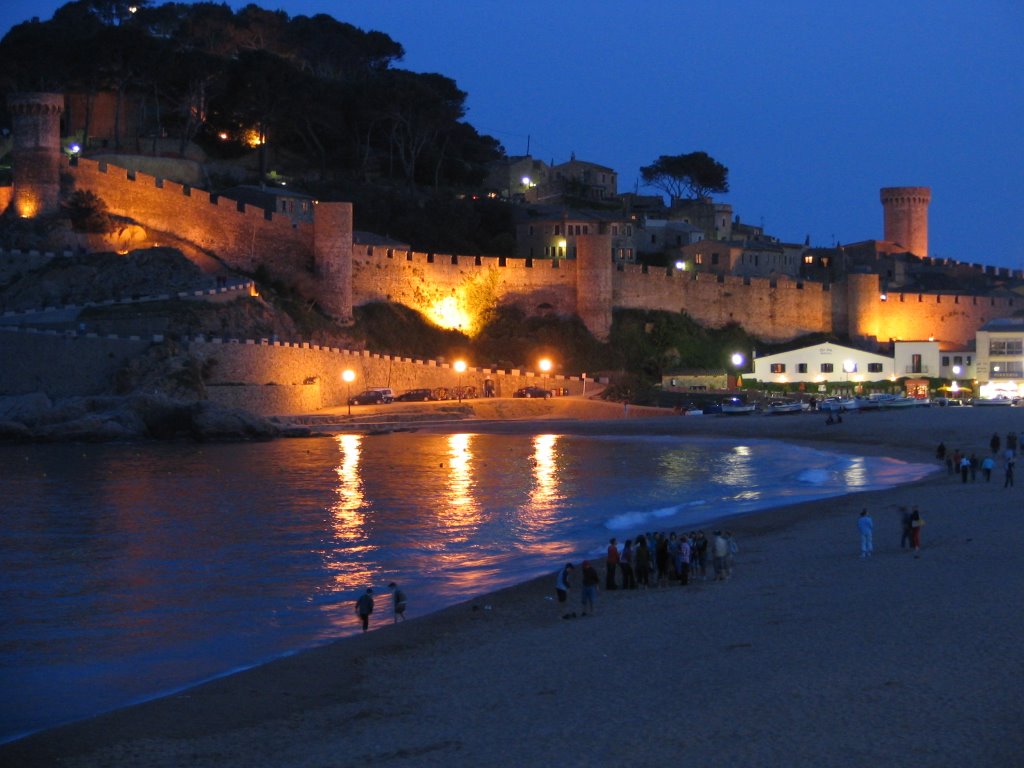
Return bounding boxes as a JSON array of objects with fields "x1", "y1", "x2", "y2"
[{"x1": 3, "y1": 1, "x2": 1022, "y2": 268}]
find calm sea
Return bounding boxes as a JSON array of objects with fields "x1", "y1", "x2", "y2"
[{"x1": 0, "y1": 433, "x2": 935, "y2": 742}]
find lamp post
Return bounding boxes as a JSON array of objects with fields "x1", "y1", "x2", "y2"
[
  {"x1": 342, "y1": 369, "x2": 355, "y2": 416},
  {"x1": 539, "y1": 357, "x2": 552, "y2": 395},
  {"x1": 454, "y1": 359, "x2": 467, "y2": 403},
  {"x1": 730, "y1": 352, "x2": 745, "y2": 389}
]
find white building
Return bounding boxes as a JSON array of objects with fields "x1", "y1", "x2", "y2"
[
  {"x1": 975, "y1": 317, "x2": 1024, "y2": 398},
  {"x1": 751, "y1": 342, "x2": 896, "y2": 386}
]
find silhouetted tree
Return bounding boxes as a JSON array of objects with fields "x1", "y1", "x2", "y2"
[{"x1": 640, "y1": 151, "x2": 729, "y2": 201}]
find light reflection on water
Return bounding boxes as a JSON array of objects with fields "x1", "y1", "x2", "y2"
[{"x1": 0, "y1": 434, "x2": 935, "y2": 743}]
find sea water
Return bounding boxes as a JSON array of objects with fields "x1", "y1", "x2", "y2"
[{"x1": 0, "y1": 433, "x2": 935, "y2": 742}]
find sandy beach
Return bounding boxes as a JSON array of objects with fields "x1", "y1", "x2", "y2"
[{"x1": 3, "y1": 403, "x2": 1023, "y2": 767}]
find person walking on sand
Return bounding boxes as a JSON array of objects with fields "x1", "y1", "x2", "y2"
[
  {"x1": 991, "y1": 433, "x2": 1001, "y2": 455},
  {"x1": 725, "y1": 530, "x2": 738, "y2": 577},
  {"x1": 1005, "y1": 456, "x2": 1016, "y2": 488},
  {"x1": 960, "y1": 454, "x2": 970, "y2": 483},
  {"x1": 982, "y1": 454, "x2": 995, "y2": 482},
  {"x1": 355, "y1": 587, "x2": 374, "y2": 632},
  {"x1": 555, "y1": 562, "x2": 575, "y2": 619},
  {"x1": 605, "y1": 538, "x2": 620, "y2": 590},
  {"x1": 858, "y1": 509, "x2": 874, "y2": 559},
  {"x1": 900, "y1": 506, "x2": 913, "y2": 550},
  {"x1": 580, "y1": 560, "x2": 600, "y2": 616},
  {"x1": 620, "y1": 538, "x2": 636, "y2": 589},
  {"x1": 910, "y1": 507, "x2": 924, "y2": 557},
  {"x1": 388, "y1": 582, "x2": 407, "y2": 623},
  {"x1": 711, "y1": 531, "x2": 729, "y2": 580}
]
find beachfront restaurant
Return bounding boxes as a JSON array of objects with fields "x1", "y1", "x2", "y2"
[{"x1": 750, "y1": 342, "x2": 896, "y2": 391}]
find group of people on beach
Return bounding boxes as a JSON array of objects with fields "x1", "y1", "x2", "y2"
[
  {"x1": 858, "y1": 506, "x2": 924, "y2": 560},
  {"x1": 354, "y1": 582, "x2": 407, "y2": 632},
  {"x1": 936, "y1": 430, "x2": 1018, "y2": 487},
  {"x1": 555, "y1": 530, "x2": 737, "y2": 619}
]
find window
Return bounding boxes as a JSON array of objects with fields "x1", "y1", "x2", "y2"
[
  {"x1": 711, "y1": 253, "x2": 719, "y2": 265},
  {"x1": 528, "y1": 225, "x2": 534, "y2": 236},
  {"x1": 911, "y1": 354, "x2": 922, "y2": 373},
  {"x1": 554, "y1": 224, "x2": 561, "y2": 235},
  {"x1": 953, "y1": 356, "x2": 963, "y2": 366},
  {"x1": 770, "y1": 363, "x2": 786, "y2": 373},
  {"x1": 868, "y1": 363, "x2": 883, "y2": 373},
  {"x1": 797, "y1": 363, "x2": 808, "y2": 373},
  {"x1": 695, "y1": 254, "x2": 704, "y2": 265},
  {"x1": 821, "y1": 363, "x2": 834, "y2": 373},
  {"x1": 583, "y1": 225, "x2": 589, "y2": 235},
  {"x1": 942, "y1": 356, "x2": 950, "y2": 367},
  {"x1": 993, "y1": 361, "x2": 1024, "y2": 378},
  {"x1": 612, "y1": 225, "x2": 619, "y2": 235},
  {"x1": 990, "y1": 339, "x2": 1024, "y2": 355}
]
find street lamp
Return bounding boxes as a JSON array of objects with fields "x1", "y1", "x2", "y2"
[
  {"x1": 539, "y1": 357, "x2": 552, "y2": 395},
  {"x1": 454, "y1": 359, "x2": 467, "y2": 403},
  {"x1": 342, "y1": 369, "x2": 355, "y2": 416},
  {"x1": 730, "y1": 352, "x2": 744, "y2": 389}
]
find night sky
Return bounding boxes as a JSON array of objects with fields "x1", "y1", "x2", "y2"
[{"x1": 3, "y1": 0, "x2": 1022, "y2": 268}]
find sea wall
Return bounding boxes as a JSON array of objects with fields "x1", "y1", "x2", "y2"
[{"x1": 0, "y1": 327, "x2": 589, "y2": 416}]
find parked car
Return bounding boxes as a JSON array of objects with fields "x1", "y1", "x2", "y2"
[
  {"x1": 348, "y1": 389, "x2": 391, "y2": 406},
  {"x1": 451, "y1": 385, "x2": 478, "y2": 400},
  {"x1": 395, "y1": 388, "x2": 436, "y2": 402},
  {"x1": 513, "y1": 386, "x2": 553, "y2": 399}
]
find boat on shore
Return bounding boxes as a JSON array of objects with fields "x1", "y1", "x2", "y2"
[
  {"x1": 765, "y1": 398, "x2": 803, "y2": 415},
  {"x1": 720, "y1": 397, "x2": 756, "y2": 415},
  {"x1": 820, "y1": 397, "x2": 855, "y2": 412},
  {"x1": 973, "y1": 396, "x2": 1014, "y2": 406}
]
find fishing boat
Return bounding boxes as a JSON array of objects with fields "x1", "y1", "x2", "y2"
[
  {"x1": 720, "y1": 396, "x2": 756, "y2": 415},
  {"x1": 819, "y1": 396, "x2": 855, "y2": 412},
  {"x1": 973, "y1": 396, "x2": 1013, "y2": 406},
  {"x1": 765, "y1": 398, "x2": 803, "y2": 415}
]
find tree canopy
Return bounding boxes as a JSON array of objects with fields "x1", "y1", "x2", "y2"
[
  {"x1": 0, "y1": 1, "x2": 504, "y2": 192},
  {"x1": 640, "y1": 151, "x2": 729, "y2": 201}
]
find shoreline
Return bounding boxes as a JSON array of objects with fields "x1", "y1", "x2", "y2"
[{"x1": 3, "y1": 406, "x2": 1023, "y2": 766}]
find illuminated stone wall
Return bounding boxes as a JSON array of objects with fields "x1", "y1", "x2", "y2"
[
  {"x1": 0, "y1": 186, "x2": 11, "y2": 216},
  {"x1": 0, "y1": 328, "x2": 587, "y2": 414},
  {"x1": 351, "y1": 246, "x2": 577, "y2": 334},
  {"x1": 65, "y1": 157, "x2": 353, "y2": 320},
  {"x1": 844, "y1": 271, "x2": 1017, "y2": 346}
]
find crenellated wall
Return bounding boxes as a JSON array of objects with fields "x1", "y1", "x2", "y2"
[
  {"x1": 0, "y1": 326, "x2": 591, "y2": 414},
  {"x1": 845, "y1": 272, "x2": 1017, "y2": 346},
  {"x1": 351, "y1": 245, "x2": 577, "y2": 333},
  {"x1": 65, "y1": 157, "x2": 353, "y2": 320}
]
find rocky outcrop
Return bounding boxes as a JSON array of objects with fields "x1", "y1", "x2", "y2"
[{"x1": 0, "y1": 392, "x2": 306, "y2": 442}]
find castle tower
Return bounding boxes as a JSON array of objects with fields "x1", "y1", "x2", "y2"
[
  {"x1": 880, "y1": 186, "x2": 930, "y2": 258},
  {"x1": 313, "y1": 201, "x2": 353, "y2": 322},
  {"x1": 7, "y1": 93, "x2": 65, "y2": 218},
  {"x1": 575, "y1": 232, "x2": 613, "y2": 341}
]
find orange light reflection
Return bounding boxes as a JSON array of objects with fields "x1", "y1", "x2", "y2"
[
  {"x1": 325, "y1": 434, "x2": 375, "y2": 595},
  {"x1": 437, "y1": 433, "x2": 480, "y2": 542},
  {"x1": 517, "y1": 434, "x2": 566, "y2": 557}
]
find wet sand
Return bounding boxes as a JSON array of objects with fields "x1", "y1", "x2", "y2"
[{"x1": 4, "y1": 403, "x2": 1023, "y2": 767}]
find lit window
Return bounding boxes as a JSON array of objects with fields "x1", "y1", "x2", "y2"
[{"x1": 770, "y1": 363, "x2": 786, "y2": 373}]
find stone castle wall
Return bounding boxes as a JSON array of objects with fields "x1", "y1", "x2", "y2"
[
  {"x1": 844, "y1": 272, "x2": 1017, "y2": 346},
  {"x1": 0, "y1": 327, "x2": 588, "y2": 415},
  {"x1": 65, "y1": 157, "x2": 352, "y2": 319}
]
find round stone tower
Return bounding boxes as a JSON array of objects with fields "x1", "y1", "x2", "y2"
[
  {"x1": 880, "y1": 186, "x2": 930, "y2": 258},
  {"x1": 7, "y1": 92, "x2": 64, "y2": 218}
]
